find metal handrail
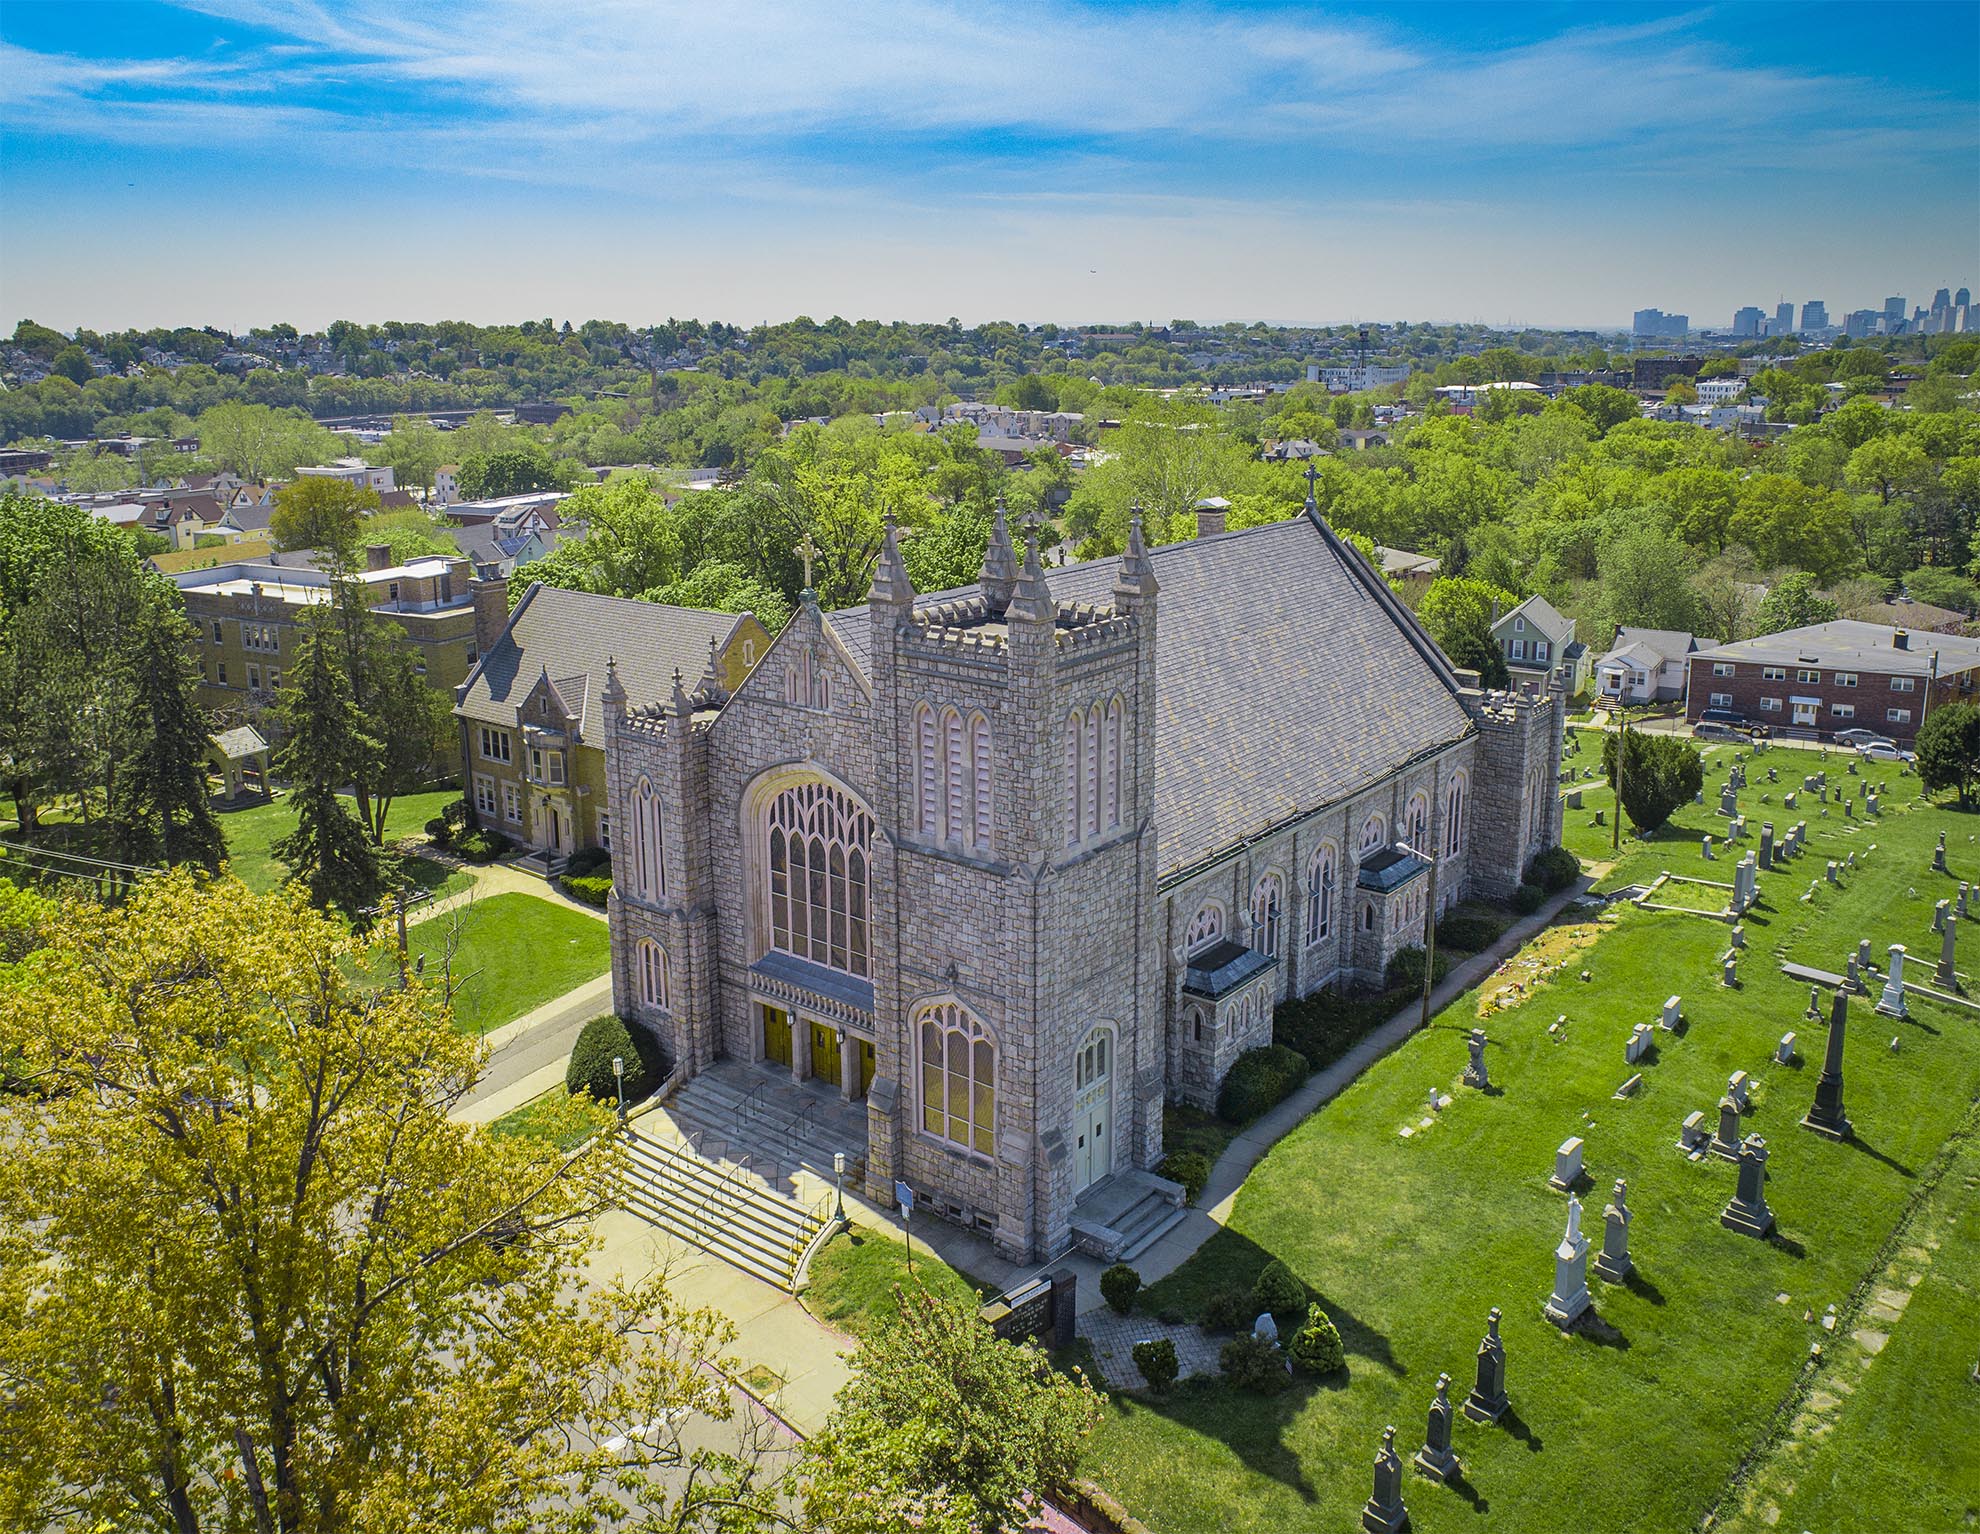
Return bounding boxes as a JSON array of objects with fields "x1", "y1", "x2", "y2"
[{"x1": 736, "y1": 1080, "x2": 770, "y2": 1124}]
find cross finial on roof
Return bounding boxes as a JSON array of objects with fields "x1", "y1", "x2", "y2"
[
  {"x1": 795, "y1": 531, "x2": 819, "y2": 592},
  {"x1": 1304, "y1": 460, "x2": 1319, "y2": 504}
]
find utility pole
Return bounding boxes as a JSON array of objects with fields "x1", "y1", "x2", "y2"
[
  {"x1": 1419, "y1": 843, "x2": 1440, "y2": 1033},
  {"x1": 1612, "y1": 703, "x2": 1627, "y2": 854}
]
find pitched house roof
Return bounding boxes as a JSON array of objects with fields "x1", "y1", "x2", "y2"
[
  {"x1": 1597, "y1": 627, "x2": 1714, "y2": 668},
  {"x1": 1493, "y1": 594, "x2": 1575, "y2": 648},
  {"x1": 456, "y1": 582, "x2": 748, "y2": 739},
  {"x1": 833, "y1": 511, "x2": 1477, "y2": 881}
]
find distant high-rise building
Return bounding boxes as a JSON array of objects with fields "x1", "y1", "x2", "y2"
[
  {"x1": 1800, "y1": 300, "x2": 1829, "y2": 331},
  {"x1": 1775, "y1": 301, "x2": 1795, "y2": 334},
  {"x1": 1958, "y1": 287, "x2": 1972, "y2": 308},
  {"x1": 1732, "y1": 306, "x2": 1765, "y2": 337},
  {"x1": 1884, "y1": 296, "x2": 1906, "y2": 322},
  {"x1": 1844, "y1": 310, "x2": 1882, "y2": 339},
  {"x1": 1633, "y1": 308, "x2": 1689, "y2": 340},
  {"x1": 1932, "y1": 287, "x2": 1953, "y2": 312}
]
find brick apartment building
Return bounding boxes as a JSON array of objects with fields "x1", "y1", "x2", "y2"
[{"x1": 1683, "y1": 621, "x2": 1980, "y2": 743}]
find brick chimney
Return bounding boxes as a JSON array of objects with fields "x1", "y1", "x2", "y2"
[
  {"x1": 1193, "y1": 497, "x2": 1230, "y2": 539},
  {"x1": 470, "y1": 566, "x2": 510, "y2": 657},
  {"x1": 364, "y1": 542, "x2": 393, "y2": 571},
  {"x1": 1893, "y1": 629, "x2": 1910, "y2": 650}
]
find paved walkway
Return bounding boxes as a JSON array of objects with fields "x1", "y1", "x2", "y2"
[
  {"x1": 408, "y1": 857, "x2": 608, "y2": 931},
  {"x1": 454, "y1": 972, "x2": 615, "y2": 1123},
  {"x1": 1078, "y1": 1307, "x2": 1223, "y2": 1391}
]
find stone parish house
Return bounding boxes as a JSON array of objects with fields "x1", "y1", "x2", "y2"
[{"x1": 602, "y1": 499, "x2": 1565, "y2": 1262}]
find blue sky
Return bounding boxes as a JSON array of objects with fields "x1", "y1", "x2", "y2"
[{"x1": 1, "y1": 1, "x2": 1975, "y2": 332}]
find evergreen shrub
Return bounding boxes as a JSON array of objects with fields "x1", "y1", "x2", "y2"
[
  {"x1": 1216, "y1": 1045, "x2": 1309, "y2": 1124},
  {"x1": 1132, "y1": 1338, "x2": 1179, "y2": 1392},
  {"x1": 1100, "y1": 1263, "x2": 1141, "y2": 1316}
]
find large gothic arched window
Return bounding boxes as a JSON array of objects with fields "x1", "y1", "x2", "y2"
[
  {"x1": 1306, "y1": 844, "x2": 1336, "y2": 945},
  {"x1": 632, "y1": 777, "x2": 665, "y2": 902},
  {"x1": 1446, "y1": 773, "x2": 1467, "y2": 857},
  {"x1": 917, "y1": 1001, "x2": 996, "y2": 1157},
  {"x1": 1251, "y1": 873, "x2": 1283, "y2": 960},
  {"x1": 766, "y1": 780, "x2": 873, "y2": 978}
]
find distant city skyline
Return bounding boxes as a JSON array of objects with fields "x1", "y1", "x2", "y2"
[{"x1": 1, "y1": 1, "x2": 1975, "y2": 332}]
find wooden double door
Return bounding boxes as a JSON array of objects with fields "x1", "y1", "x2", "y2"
[{"x1": 758, "y1": 1004, "x2": 876, "y2": 1097}]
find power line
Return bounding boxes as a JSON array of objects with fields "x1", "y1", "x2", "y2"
[{"x1": 0, "y1": 838, "x2": 163, "y2": 875}]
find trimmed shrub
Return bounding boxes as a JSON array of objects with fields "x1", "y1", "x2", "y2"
[
  {"x1": 1274, "y1": 986, "x2": 1398, "y2": 1073},
  {"x1": 1251, "y1": 1258, "x2": 1307, "y2": 1319},
  {"x1": 561, "y1": 873, "x2": 612, "y2": 908},
  {"x1": 1435, "y1": 906, "x2": 1509, "y2": 955},
  {"x1": 454, "y1": 827, "x2": 511, "y2": 864},
  {"x1": 1216, "y1": 1044, "x2": 1309, "y2": 1124},
  {"x1": 565, "y1": 846, "x2": 612, "y2": 878},
  {"x1": 1219, "y1": 1331, "x2": 1289, "y2": 1394},
  {"x1": 423, "y1": 815, "x2": 453, "y2": 848},
  {"x1": 1100, "y1": 1262, "x2": 1142, "y2": 1316},
  {"x1": 565, "y1": 1014, "x2": 664, "y2": 1104},
  {"x1": 1288, "y1": 1302, "x2": 1346, "y2": 1375},
  {"x1": 1526, "y1": 844, "x2": 1581, "y2": 893},
  {"x1": 1157, "y1": 1149, "x2": 1212, "y2": 1206},
  {"x1": 1384, "y1": 944, "x2": 1452, "y2": 993},
  {"x1": 441, "y1": 796, "x2": 471, "y2": 832},
  {"x1": 1132, "y1": 1338, "x2": 1179, "y2": 1392},
  {"x1": 1511, "y1": 880, "x2": 1547, "y2": 915},
  {"x1": 1202, "y1": 1287, "x2": 1253, "y2": 1333}
]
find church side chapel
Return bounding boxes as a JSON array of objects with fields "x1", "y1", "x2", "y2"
[{"x1": 604, "y1": 490, "x2": 1564, "y2": 1262}]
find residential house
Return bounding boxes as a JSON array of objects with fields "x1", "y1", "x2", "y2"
[
  {"x1": 1377, "y1": 547, "x2": 1440, "y2": 596},
  {"x1": 1849, "y1": 595, "x2": 1969, "y2": 634},
  {"x1": 444, "y1": 490, "x2": 568, "y2": 527},
  {"x1": 1491, "y1": 595, "x2": 1588, "y2": 693},
  {"x1": 434, "y1": 465, "x2": 461, "y2": 506},
  {"x1": 295, "y1": 458, "x2": 396, "y2": 492},
  {"x1": 454, "y1": 581, "x2": 772, "y2": 864},
  {"x1": 1593, "y1": 627, "x2": 1715, "y2": 704},
  {"x1": 1685, "y1": 620, "x2": 1980, "y2": 743}
]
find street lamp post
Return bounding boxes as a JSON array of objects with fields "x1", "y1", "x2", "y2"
[
  {"x1": 833, "y1": 1151, "x2": 846, "y2": 1223},
  {"x1": 612, "y1": 1056, "x2": 625, "y2": 1121}
]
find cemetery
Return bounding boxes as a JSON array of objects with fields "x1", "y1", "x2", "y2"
[{"x1": 1079, "y1": 749, "x2": 1980, "y2": 1534}]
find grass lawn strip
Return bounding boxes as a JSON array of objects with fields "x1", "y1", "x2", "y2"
[
  {"x1": 398, "y1": 891, "x2": 610, "y2": 1037},
  {"x1": 1080, "y1": 789, "x2": 1979, "y2": 1533},
  {"x1": 486, "y1": 1090, "x2": 609, "y2": 1151},
  {"x1": 800, "y1": 1224, "x2": 995, "y2": 1343},
  {"x1": 217, "y1": 787, "x2": 461, "y2": 891}
]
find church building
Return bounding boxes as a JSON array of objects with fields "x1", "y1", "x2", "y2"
[{"x1": 601, "y1": 495, "x2": 1564, "y2": 1263}]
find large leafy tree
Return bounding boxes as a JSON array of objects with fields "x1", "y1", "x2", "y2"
[
  {"x1": 799, "y1": 1284, "x2": 1103, "y2": 1534},
  {"x1": 269, "y1": 476, "x2": 380, "y2": 552},
  {"x1": 457, "y1": 447, "x2": 564, "y2": 499},
  {"x1": 0, "y1": 872, "x2": 779, "y2": 1534},
  {"x1": 1602, "y1": 729, "x2": 1704, "y2": 833},
  {"x1": 1416, "y1": 575, "x2": 1516, "y2": 688},
  {"x1": 1752, "y1": 572, "x2": 1840, "y2": 635},
  {"x1": 1916, "y1": 701, "x2": 1980, "y2": 808}
]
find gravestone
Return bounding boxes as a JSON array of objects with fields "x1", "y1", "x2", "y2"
[
  {"x1": 1807, "y1": 982, "x2": 1823, "y2": 1018},
  {"x1": 1827, "y1": 860, "x2": 1839, "y2": 885},
  {"x1": 1361, "y1": 1425, "x2": 1409, "y2": 1534},
  {"x1": 1759, "y1": 824, "x2": 1775, "y2": 869},
  {"x1": 1797, "y1": 820, "x2": 1810, "y2": 852},
  {"x1": 1626, "y1": 1023, "x2": 1654, "y2": 1063},
  {"x1": 1544, "y1": 1196, "x2": 1593, "y2": 1328},
  {"x1": 1462, "y1": 1308, "x2": 1509, "y2": 1423},
  {"x1": 1878, "y1": 944, "x2": 1909, "y2": 1018},
  {"x1": 1868, "y1": 793, "x2": 1881, "y2": 815},
  {"x1": 1844, "y1": 798, "x2": 1854, "y2": 820},
  {"x1": 1847, "y1": 850, "x2": 1857, "y2": 870},
  {"x1": 1857, "y1": 937, "x2": 1873, "y2": 970},
  {"x1": 1731, "y1": 923, "x2": 1746, "y2": 949},
  {"x1": 1732, "y1": 815, "x2": 1747, "y2": 842},
  {"x1": 1721, "y1": 1136, "x2": 1776, "y2": 1239},
  {"x1": 1549, "y1": 1136, "x2": 1584, "y2": 1191},
  {"x1": 1614, "y1": 1072, "x2": 1643, "y2": 1098},
  {"x1": 1935, "y1": 832, "x2": 1948, "y2": 872},
  {"x1": 1710, "y1": 1096, "x2": 1744, "y2": 1160},
  {"x1": 1802, "y1": 989, "x2": 1853, "y2": 1141},
  {"x1": 1463, "y1": 1028, "x2": 1490, "y2": 1090},
  {"x1": 1592, "y1": 1178, "x2": 1633, "y2": 1284},
  {"x1": 1934, "y1": 899, "x2": 1949, "y2": 935},
  {"x1": 1720, "y1": 785, "x2": 1739, "y2": 817},
  {"x1": 1412, "y1": 1374, "x2": 1461, "y2": 1484},
  {"x1": 1567, "y1": 788, "x2": 1582, "y2": 810},
  {"x1": 1784, "y1": 791, "x2": 1799, "y2": 811},
  {"x1": 1253, "y1": 1311, "x2": 1279, "y2": 1344},
  {"x1": 1767, "y1": 767, "x2": 1778, "y2": 783},
  {"x1": 1939, "y1": 914, "x2": 1959, "y2": 989},
  {"x1": 1722, "y1": 953, "x2": 1739, "y2": 987},
  {"x1": 1678, "y1": 1110, "x2": 1709, "y2": 1154},
  {"x1": 1727, "y1": 1069, "x2": 1751, "y2": 1111},
  {"x1": 1962, "y1": 884, "x2": 1972, "y2": 920},
  {"x1": 1777, "y1": 1031, "x2": 1797, "y2": 1064},
  {"x1": 1702, "y1": 836, "x2": 1715, "y2": 861},
  {"x1": 1661, "y1": 995, "x2": 1682, "y2": 1031},
  {"x1": 1845, "y1": 953, "x2": 1862, "y2": 993}
]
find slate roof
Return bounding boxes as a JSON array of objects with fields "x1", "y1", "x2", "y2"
[
  {"x1": 456, "y1": 582, "x2": 745, "y2": 738},
  {"x1": 831, "y1": 512, "x2": 1476, "y2": 882},
  {"x1": 1600, "y1": 627, "x2": 1711, "y2": 667},
  {"x1": 1689, "y1": 620, "x2": 1980, "y2": 678},
  {"x1": 1355, "y1": 845, "x2": 1430, "y2": 892},
  {"x1": 1494, "y1": 593, "x2": 1575, "y2": 647},
  {"x1": 1181, "y1": 939, "x2": 1278, "y2": 1000}
]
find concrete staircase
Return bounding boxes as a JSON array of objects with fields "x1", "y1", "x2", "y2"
[
  {"x1": 662, "y1": 1065, "x2": 870, "y2": 1196},
  {"x1": 1069, "y1": 1169, "x2": 1189, "y2": 1263},
  {"x1": 616, "y1": 1125, "x2": 829, "y2": 1291}
]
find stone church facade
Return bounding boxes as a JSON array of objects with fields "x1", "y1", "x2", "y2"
[{"x1": 602, "y1": 498, "x2": 1564, "y2": 1262}]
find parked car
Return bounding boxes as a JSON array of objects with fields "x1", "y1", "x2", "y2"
[
  {"x1": 1694, "y1": 720, "x2": 1743, "y2": 741},
  {"x1": 1858, "y1": 741, "x2": 1914, "y2": 762},
  {"x1": 1834, "y1": 728, "x2": 1893, "y2": 749},
  {"x1": 1695, "y1": 707, "x2": 1767, "y2": 740}
]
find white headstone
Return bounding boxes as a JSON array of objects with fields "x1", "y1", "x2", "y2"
[
  {"x1": 1776, "y1": 1032, "x2": 1796, "y2": 1065},
  {"x1": 1549, "y1": 1136, "x2": 1584, "y2": 1190}
]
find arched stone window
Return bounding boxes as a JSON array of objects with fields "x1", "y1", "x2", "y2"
[
  {"x1": 1184, "y1": 901, "x2": 1225, "y2": 954},
  {"x1": 1405, "y1": 791, "x2": 1429, "y2": 852},
  {"x1": 1063, "y1": 709, "x2": 1082, "y2": 846},
  {"x1": 784, "y1": 648, "x2": 830, "y2": 712},
  {"x1": 943, "y1": 706, "x2": 966, "y2": 842},
  {"x1": 914, "y1": 704, "x2": 939, "y2": 836},
  {"x1": 1105, "y1": 697, "x2": 1123, "y2": 831},
  {"x1": 1306, "y1": 844, "x2": 1336, "y2": 945},
  {"x1": 1359, "y1": 813, "x2": 1387, "y2": 856},
  {"x1": 971, "y1": 712, "x2": 994, "y2": 850},
  {"x1": 766, "y1": 779, "x2": 873, "y2": 978},
  {"x1": 1251, "y1": 873, "x2": 1284, "y2": 960},
  {"x1": 1065, "y1": 697, "x2": 1125, "y2": 848},
  {"x1": 636, "y1": 938, "x2": 669, "y2": 1010},
  {"x1": 920, "y1": 705, "x2": 994, "y2": 851},
  {"x1": 1446, "y1": 773, "x2": 1467, "y2": 857},
  {"x1": 631, "y1": 776, "x2": 664, "y2": 902},
  {"x1": 917, "y1": 1000, "x2": 996, "y2": 1157}
]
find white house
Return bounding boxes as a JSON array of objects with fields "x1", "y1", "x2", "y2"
[
  {"x1": 295, "y1": 458, "x2": 396, "y2": 493},
  {"x1": 1594, "y1": 627, "x2": 1716, "y2": 704},
  {"x1": 1695, "y1": 377, "x2": 1747, "y2": 405}
]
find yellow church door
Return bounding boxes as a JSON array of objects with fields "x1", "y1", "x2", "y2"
[
  {"x1": 761, "y1": 1004, "x2": 792, "y2": 1068},
  {"x1": 856, "y1": 1038, "x2": 876, "y2": 1097},
  {"x1": 810, "y1": 1022, "x2": 842, "y2": 1087}
]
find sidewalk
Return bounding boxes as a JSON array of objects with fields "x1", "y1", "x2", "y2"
[
  {"x1": 453, "y1": 972, "x2": 614, "y2": 1124},
  {"x1": 409, "y1": 858, "x2": 609, "y2": 931}
]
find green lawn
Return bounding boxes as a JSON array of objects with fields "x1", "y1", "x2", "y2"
[
  {"x1": 1082, "y1": 789, "x2": 1980, "y2": 1534},
  {"x1": 399, "y1": 891, "x2": 609, "y2": 1037},
  {"x1": 802, "y1": 1225, "x2": 995, "y2": 1342},
  {"x1": 487, "y1": 1090, "x2": 610, "y2": 1151},
  {"x1": 218, "y1": 788, "x2": 463, "y2": 892}
]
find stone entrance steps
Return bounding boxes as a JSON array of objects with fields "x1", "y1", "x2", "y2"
[
  {"x1": 663, "y1": 1066, "x2": 869, "y2": 1197},
  {"x1": 615, "y1": 1125, "x2": 827, "y2": 1292},
  {"x1": 1070, "y1": 1169, "x2": 1189, "y2": 1264}
]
